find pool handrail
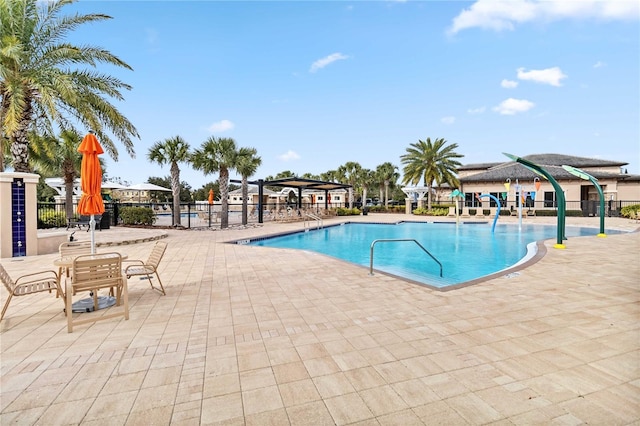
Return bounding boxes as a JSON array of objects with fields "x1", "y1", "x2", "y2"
[
  {"x1": 304, "y1": 213, "x2": 323, "y2": 230},
  {"x1": 370, "y1": 239, "x2": 443, "y2": 278}
]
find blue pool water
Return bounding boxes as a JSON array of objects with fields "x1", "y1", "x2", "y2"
[{"x1": 249, "y1": 222, "x2": 623, "y2": 288}]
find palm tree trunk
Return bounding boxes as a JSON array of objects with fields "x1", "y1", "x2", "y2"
[
  {"x1": 9, "y1": 106, "x2": 33, "y2": 173},
  {"x1": 384, "y1": 181, "x2": 389, "y2": 208},
  {"x1": 220, "y1": 168, "x2": 229, "y2": 229},
  {"x1": 171, "y1": 163, "x2": 181, "y2": 226}
]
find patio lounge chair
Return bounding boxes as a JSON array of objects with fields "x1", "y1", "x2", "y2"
[
  {"x1": 1, "y1": 264, "x2": 63, "y2": 320},
  {"x1": 58, "y1": 241, "x2": 92, "y2": 279},
  {"x1": 123, "y1": 241, "x2": 167, "y2": 295},
  {"x1": 66, "y1": 252, "x2": 129, "y2": 332}
]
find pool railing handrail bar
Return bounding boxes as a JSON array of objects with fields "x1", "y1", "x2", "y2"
[
  {"x1": 304, "y1": 213, "x2": 323, "y2": 230},
  {"x1": 370, "y1": 239, "x2": 443, "y2": 278}
]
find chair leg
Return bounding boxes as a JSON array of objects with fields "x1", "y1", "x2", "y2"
[
  {"x1": 1, "y1": 294, "x2": 14, "y2": 320},
  {"x1": 66, "y1": 281, "x2": 73, "y2": 332},
  {"x1": 147, "y1": 271, "x2": 167, "y2": 296},
  {"x1": 122, "y1": 277, "x2": 129, "y2": 320}
]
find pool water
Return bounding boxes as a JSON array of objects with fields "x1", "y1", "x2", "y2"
[{"x1": 249, "y1": 222, "x2": 623, "y2": 288}]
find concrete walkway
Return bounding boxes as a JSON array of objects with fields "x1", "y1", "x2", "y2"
[{"x1": 1, "y1": 214, "x2": 639, "y2": 425}]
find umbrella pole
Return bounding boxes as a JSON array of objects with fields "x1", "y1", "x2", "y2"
[{"x1": 90, "y1": 214, "x2": 96, "y2": 254}]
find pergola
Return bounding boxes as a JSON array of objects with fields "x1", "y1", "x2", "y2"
[{"x1": 230, "y1": 177, "x2": 352, "y2": 223}]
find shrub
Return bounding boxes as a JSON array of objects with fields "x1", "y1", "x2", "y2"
[
  {"x1": 119, "y1": 206, "x2": 155, "y2": 225},
  {"x1": 336, "y1": 207, "x2": 361, "y2": 216},
  {"x1": 621, "y1": 204, "x2": 640, "y2": 218},
  {"x1": 38, "y1": 209, "x2": 67, "y2": 228},
  {"x1": 412, "y1": 207, "x2": 449, "y2": 216}
]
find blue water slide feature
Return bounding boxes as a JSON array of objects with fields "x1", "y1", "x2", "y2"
[{"x1": 479, "y1": 194, "x2": 501, "y2": 233}]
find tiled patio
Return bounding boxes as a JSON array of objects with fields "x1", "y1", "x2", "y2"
[{"x1": 1, "y1": 214, "x2": 638, "y2": 425}]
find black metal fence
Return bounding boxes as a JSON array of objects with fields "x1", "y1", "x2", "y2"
[{"x1": 37, "y1": 199, "x2": 639, "y2": 229}]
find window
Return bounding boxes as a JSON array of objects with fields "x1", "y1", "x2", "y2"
[
  {"x1": 544, "y1": 191, "x2": 556, "y2": 208},
  {"x1": 488, "y1": 192, "x2": 500, "y2": 207}
]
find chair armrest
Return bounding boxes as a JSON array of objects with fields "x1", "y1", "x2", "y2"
[
  {"x1": 123, "y1": 260, "x2": 144, "y2": 272},
  {"x1": 14, "y1": 270, "x2": 59, "y2": 285}
]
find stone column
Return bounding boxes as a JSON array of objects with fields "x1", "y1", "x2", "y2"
[
  {"x1": 0, "y1": 172, "x2": 40, "y2": 258},
  {"x1": 405, "y1": 198, "x2": 412, "y2": 215}
]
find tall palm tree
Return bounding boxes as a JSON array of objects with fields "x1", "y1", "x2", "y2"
[
  {"x1": 337, "y1": 161, "x2": 361, "y2": 208},
  {"x1": 359, "y1": 168, "x2": 375, "y2": 208},
  {"x1": 0, "y1": 0, "x2": 138, "y2": 173},
  {"x1": 147, "y1": 136, "x2": 191, "y2": 226},
  {"x1": 236, "y1": 147, "x2": 261, "y2": 225},
  {"x1": 400, "y1": 137, "x2": 463, "y2": 210},
  {"x1": 191, "y1": 136, "x2": 238, "y2": 229},
  {"x1": 376, "y1": 162, "x2": 399, "y2": 208},
  {"x1": 319, "y1": 170, "x2": 339, "y2": 183},
  {"x1": 29, "y1": 130, "x2": 82, "y2": 219}
]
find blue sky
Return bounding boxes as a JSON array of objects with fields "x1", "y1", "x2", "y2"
[{"x1": 67, "y1": 0, "x2": 639, "y2": 189}]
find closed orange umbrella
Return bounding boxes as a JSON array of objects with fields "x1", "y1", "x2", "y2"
[
  {"x1": 208, "y1": 188, "x2": 214, "y2": 205},
  {"x1": 77, "y1": 132, "x2": 105, "y2": 253}
]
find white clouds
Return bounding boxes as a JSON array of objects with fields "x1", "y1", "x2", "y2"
[
  {"x1": 448, "y1": 0, "x2": 639, "y2": 34},
  {"x1": 441, "y1": 116, "x2": 456, "y2": 125},
  {"x1": 468, "y1": 106, "x2": 486, "y2": 114},
  {"x1": 593, "y1": 61, "x2": 606, "y2": 68},
  {"x1": 517, "y1": 67, "x2": 567, "y2": 86},
  {"x1": 501, "y1": 79, "x2": 518, "y2": 89},
  {"x1": 493, "y1": 98, "x2": 535, "y2": 115},
  {"x1": 310, "y1": 53, "x2": 349, "y2": 73},
  {"x1": 278, "y1": 150, "x2": 300, "y2": 161},
  {"x1": 207, "y1": 119, "x2": 235, "y2": 133}
]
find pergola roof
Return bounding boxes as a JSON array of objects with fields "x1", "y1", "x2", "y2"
[{"x1": 246, "y1": 177, "x2": 351, "y2": 191}]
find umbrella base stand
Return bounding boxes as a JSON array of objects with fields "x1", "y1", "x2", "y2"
[{"x1": 71, "y1": 295, "x2": 117, "y2": 313}]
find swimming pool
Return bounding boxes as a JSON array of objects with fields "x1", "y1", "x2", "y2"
[{"x1": 247, "y1": 222, "x2": 624, "y2": 288}]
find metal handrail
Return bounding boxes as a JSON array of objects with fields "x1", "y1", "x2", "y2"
[
  {"x1": 369, "y1": 239, "x2": 443, "y2": 277},
  {"x1": 304, "y1": 213, "x2": 323, "y2": 230}
]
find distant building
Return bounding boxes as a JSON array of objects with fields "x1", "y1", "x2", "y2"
[{"x1": 457, "y1": 153, "x2": 640, "y2": 216}]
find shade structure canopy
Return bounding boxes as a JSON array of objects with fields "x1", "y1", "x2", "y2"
[
  {"x1": 77, "y1": 133, "x2": 105, "y2": 216},
  {"x1": 127, "y1": 183, "x2": 172, "y2": 191},
  {"x1": 101, "y1": 181, "x2": 128, "y2": 189}
]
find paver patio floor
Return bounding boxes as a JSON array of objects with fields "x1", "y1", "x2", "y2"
[{"x1": 1, "y1": 215, "x2": 638, "y2": 425}]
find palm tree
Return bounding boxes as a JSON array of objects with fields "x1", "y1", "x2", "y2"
[
  {"x1": 147, "y1": 136, "x2": 191, "y2": 226},
  {"x1": 359, "y1": 168, "x2": 375, "y2": 208},
  {"x1": 337, "y1": 161, "x2": 361, "y2": 208},
  {"x1": 376, "y1": 162, "x2": 399, "y2": 208},
  {"x1": 0, "y1": 0, "x2": 139, "y2": 173},
  {"x1": 236, "y1": 147, "x2": 261, "y2": 225},
  {"x1": 319, "y1": 170, "x2": 339, "y2": 183},
  {"x1": 400, "y1": 137, "x2": 463, "y2": 210},
  {"x1": 191, "y1": 137, "x2": 238, "y2": 229},
  {"x1": 29, "y1": 130, "x2": 82, "y2": 219}
]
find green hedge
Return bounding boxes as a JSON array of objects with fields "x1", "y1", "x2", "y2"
[
  {"x1": 621, "y1": 204, "x2": 640, "y2": 218},
  {"x1": 412, "y1": 207, "x2": 449, "y2": 216},
  {"x1": 38, "y1": 209, "x2": 67, "y2": 228},
  {"x1": 368, "y1": 205, "x2": 405, "y2": 213},
  {"x1": 119, "y1": 206, "x2": 156, "y2": 225},
  {"x1": 336, "y1": 207, "x2": 361, "y2": 216}
]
